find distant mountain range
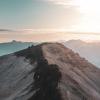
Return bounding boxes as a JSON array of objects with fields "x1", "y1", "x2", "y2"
[
  {"x1": 0, "y1": 40, "x2": 100, "y2": 68},
  {"x1": 62, "y1": 40, "x2": 100, "y2": 68},
  {"x1": 0, "y1": 43, "x2": 100, "y2": 100},
  {"x1": 0, "y1": 40, "x2": 37, "y2": 56}
]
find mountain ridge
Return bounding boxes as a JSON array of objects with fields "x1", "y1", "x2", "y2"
[
  {"x1": 0, "y1": 43, "x2": 100, "y2": 100},
  {"x1": 62, "y1": 40, "x2": 100, "y2": 67}
]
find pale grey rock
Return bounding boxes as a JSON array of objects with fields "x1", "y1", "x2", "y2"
[{"x1": 0, "y1": 43, "x2": 100, "y2": 100}]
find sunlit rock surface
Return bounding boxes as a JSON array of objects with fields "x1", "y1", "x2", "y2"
[{"x1": 0, "y1": 43, "x2": 100, "y2": 100}]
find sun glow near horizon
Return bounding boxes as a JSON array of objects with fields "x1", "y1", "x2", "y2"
[
  {"x1": 76, "y1": 0, "x2": 100, "y2": 33},
  {"x1": 0, "y1": 0, "x2": 100, "y2": 42},
  {"x1": 55, "y1": 0, "x2": 100, "y2": 33}
]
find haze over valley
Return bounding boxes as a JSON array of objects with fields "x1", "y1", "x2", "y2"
[{"x1": 0, "y1": 40, "x2": 100, "y2": 68}]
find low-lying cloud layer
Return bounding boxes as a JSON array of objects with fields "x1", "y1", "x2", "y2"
[
  {"x1": 0, "y1": 29, "x2": 100, "y2": 42},
  {"x1": 45, "y1": 0, "x2": 76, "y2": 7},
  {"x1": 0, "y1": 29, "x2": 15, "y2": 32}
]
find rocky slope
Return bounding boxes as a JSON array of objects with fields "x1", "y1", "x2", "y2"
[
  {"x1": 62, "y1": 40, "x2": 100, "y2": 67},
  {"x1": 0, "y1": 43, "x2": 100, "y2": 100}
]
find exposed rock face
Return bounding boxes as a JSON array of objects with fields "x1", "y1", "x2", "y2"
[{"x1": 0, "y1": 43, "x2": 100, "y2": 100}]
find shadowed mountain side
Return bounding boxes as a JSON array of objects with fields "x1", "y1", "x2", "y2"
[
  {"x1": 0, "y1": 43, "x2": 100, "y2": 100},
  {"x1": 28, "y1": 59, "x2": 62, "y2": 100},
  {"x1": 16, "y1": 45, "x2": 62, "y2": 100}
]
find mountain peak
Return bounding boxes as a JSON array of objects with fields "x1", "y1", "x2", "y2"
[{"x1": 0, "y1": 42, "x2": 100, "y2": 100}]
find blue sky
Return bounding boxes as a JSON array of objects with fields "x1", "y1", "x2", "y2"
[
  {"x1": 0, "y1": 0, "x2": 100, "y2": 42},
  {"x1": 0, "y1": 0, "x2": 80, "y2": 30}
]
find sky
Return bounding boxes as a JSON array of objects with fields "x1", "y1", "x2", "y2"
[{"x1": 0, "y1": 0, "x2": 100, "y2": 42}]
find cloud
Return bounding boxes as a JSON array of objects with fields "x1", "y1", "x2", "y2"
[
  {"x1": 0, "y1": 29, "x2": 15, "y2": 32},
  {"x1": 46, "y1": 0, "x2": 75, "y2": 7},
  {"x1": 0, "y1": 28, "x2": 64, "y2": 35},
  {"x1": 0, "y1": 29, "x2": 38, "y2": 34}
]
